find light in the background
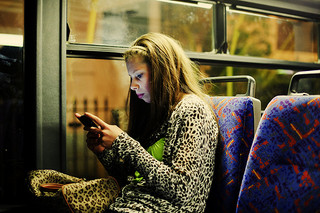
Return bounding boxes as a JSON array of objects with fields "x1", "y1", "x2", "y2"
[
  {"x1": 0, "y1": 33, "x2": 23, "y2": 47},
  {"x1": 158, "y1": 0, "x2": 212, "y2": 9},
  {"x1": 277, "y1": 69, "x2": 295, "y2": 75}
]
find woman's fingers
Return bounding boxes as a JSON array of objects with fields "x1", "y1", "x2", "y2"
[
  {"x1": 74, "y1": 113, "x2": 81, "y2": 118},
  {"x1": 87, "y1": 131, "x2": 99, "y2": 139},
  {"x1": 85, "y1": 127, "x2": 102, "y2": 135},
  {"x1": 76, "y1": 112, "x2": 123, "y2": 151},
  {"x1": 84, "y1": 112, "x2": 108, "y2": 129},
  {"x1": 74, "y1": 112, "x2": 114, "y2": 154},
  {"x1": 85, "y1": 133, "x2": 106, "y2": 154}
]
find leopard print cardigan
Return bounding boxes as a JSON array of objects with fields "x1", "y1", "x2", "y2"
[{"x1": 97, "y1": 94, "x2": 218, "y2": 212}]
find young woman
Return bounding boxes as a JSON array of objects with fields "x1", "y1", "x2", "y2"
[{"x1": 81, "y1": 32, "x2": 219, "y2": 212}]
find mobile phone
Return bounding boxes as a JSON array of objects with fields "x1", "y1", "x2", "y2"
[{"x1": 77, "y1": 115, "x2": 98, "y2": 128}]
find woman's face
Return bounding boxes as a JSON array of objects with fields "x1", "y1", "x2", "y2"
[{"x1": 126, "y1": 56, "x2": 151, "y2": 103}]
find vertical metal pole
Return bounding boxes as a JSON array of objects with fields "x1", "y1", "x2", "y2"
[
  {"x1": 214, "y1": 3, "x2": 227, "y2": 54},
  {"x1": 29, "y1": 0, "x2": 66, "y2": 170},
  {"x1": 214, "y1": 3, "x2": 233, "y2": 95},
  {"x1": 60, "y1": 0, "x2": 67, "y2": 173}
]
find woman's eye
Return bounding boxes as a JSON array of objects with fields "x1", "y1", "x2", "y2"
[{"x1": 136, "y1": 73, "x2": 143, "y2": 80}]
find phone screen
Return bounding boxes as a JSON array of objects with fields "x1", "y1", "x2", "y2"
[{"x1": 77, "y1": 115, "x2": 98, "y2": 128}]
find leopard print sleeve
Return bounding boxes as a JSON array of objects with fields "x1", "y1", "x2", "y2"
[
  {"x1": 112, "y1": 95, "x2": 218, "y2": 209},
  {"x1": 97, "y1": 147, "x2": 133, "y2": 187}
]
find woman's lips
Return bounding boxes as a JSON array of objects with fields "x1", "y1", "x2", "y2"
[{"x1": 137, "y1": 93, "x2": 144, "y2": 99}]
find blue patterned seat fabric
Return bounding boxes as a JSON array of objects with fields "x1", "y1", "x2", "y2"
[
  {"x1": 205, "y1": 96, "x2": 257, "y2": 213},
  {"x1": 236, "y1": 96, "x2": 320, "y2": 213}
]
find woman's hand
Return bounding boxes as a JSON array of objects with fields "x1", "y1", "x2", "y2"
[
  {"x1": 85, "y1": 130, "x2": 106, "y2": 154},
  {"x1": 75, "y1": 112, "x2": 124, "y2": 154}
]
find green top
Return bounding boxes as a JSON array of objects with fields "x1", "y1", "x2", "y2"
[
  {"x1": 134, "y1": 138, "x2": 165, "y2": 182},
  {"x1": 147, "y1": 137, "x2": 165, "y2": 161}
]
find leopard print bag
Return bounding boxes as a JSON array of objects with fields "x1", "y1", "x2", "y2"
[{"x1": 27, "y1": 169, "x2": 120, "y2": 213}]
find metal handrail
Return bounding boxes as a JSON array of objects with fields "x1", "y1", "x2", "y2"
[
  {"x1": 200, "y1": 75, "x2": 256, "y2": 97},
  {"x1": 288, "y1": 70, "x2": 320, "y2": 95}
]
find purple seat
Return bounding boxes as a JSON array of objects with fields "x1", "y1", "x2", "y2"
[
  {"x1": 205, "y1": 96, "x2": 260, "y2": 213},
  {"x1": 236, "y1": 96, "x2": 320, "y2": 212}
]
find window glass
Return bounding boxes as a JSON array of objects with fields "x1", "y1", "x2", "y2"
[
  {"x1": 67, "y1": 0, "x2": 214, "y2": 52},
  {"x1": 66, "y1": 58, "x2": 130, "y2": 178},
  {"x1": 296, "y1": 78, "x2": 320, "y2": 95},
  {"x1": 227, "y1": 8, "x2": 319, "y2": 63},
  {"x1": 0, "y1": 0, "x2": 24, "y2": 203},
  {"x1": 200, "y1": 65, "x2": 295, "y2": 109}
]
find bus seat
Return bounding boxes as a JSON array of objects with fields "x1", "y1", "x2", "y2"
[
  {"x1": 202, "y1": 75, "x2": 261, "y2": 213},
  {"x1": 237, "y1": 70, "x2": 320, "y2": 212},
  {"x1": 205, "y1": 96, "x2": 261, "y2": 213},
  {"x1": 236, "y1": 96, "x2": 320, "y2": 212}
]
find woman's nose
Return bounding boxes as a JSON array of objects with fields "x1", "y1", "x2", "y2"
[{"x1": 130, "y1": 80, "x2": 139, "y2": 91}]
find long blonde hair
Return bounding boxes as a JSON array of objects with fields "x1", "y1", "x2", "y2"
[{"x1": 124, "y1": 33, "x2": 210, "y2": 146}]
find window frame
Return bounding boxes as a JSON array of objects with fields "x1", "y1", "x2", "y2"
[
  {"x1": 220, "y1": 0, "x2": 320, "y2": 21},
  {"x1": 67, "y1": 43, "x2": 320, "y2": 70},
  {"x1": 24, "y1": 0, "x2": 67, "y2": 170}
]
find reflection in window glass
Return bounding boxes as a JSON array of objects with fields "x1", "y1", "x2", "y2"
[
  {"x1": 68, "y1": 0, "x2": 214, "y2": 52},
  {"x1": 297, "y1": 78, "x2": 320, "y2": 95},
  {"x1": 227, "y1": 9, "x2": 319, "y2": 63},
  {"x1": 200, "y1": 65, "x2": 295, "y2": 109},
  {"x1": 66, "y1": 58, "x2": 130, "y2": 178},
  {"x1": 202, "y1": 80, "x2": 249, "y2": 97},
  {"x1": 0, "y1": 0, "x2": 24, "y2": 203}
]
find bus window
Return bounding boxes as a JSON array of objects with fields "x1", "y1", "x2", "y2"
[
  {"x1": 200, "y1": 65, "x2": 295, "y2": 109},
  {"x1": 67, "y1": 0, "x2": 214, "y2": 52},
  {"x1": 0, "y1": 0, "x2": 24, "y2": 204},
  {"x1": 65, "y1": 0, "x2": 319, "y2": 179},
  {"x1": 66, "y1": 58, "x2": 130, "y2": 178},
  {"x1": 227, "y1": 8, "x2": 319, "y2": 63}
]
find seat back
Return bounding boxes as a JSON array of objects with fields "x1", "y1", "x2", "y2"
[
  {"x1": 236, "y1": 95, "x2": 320, "y2": 212},
  {"x1": 202, "y1": 76, "x2": 261, "y2": 213},
  {"x1": 205, "y1": 96, "x2": 261, "y2": 213},
  {"x1": 237, "y1": 71, "x2": 320, "y2": 212}
]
